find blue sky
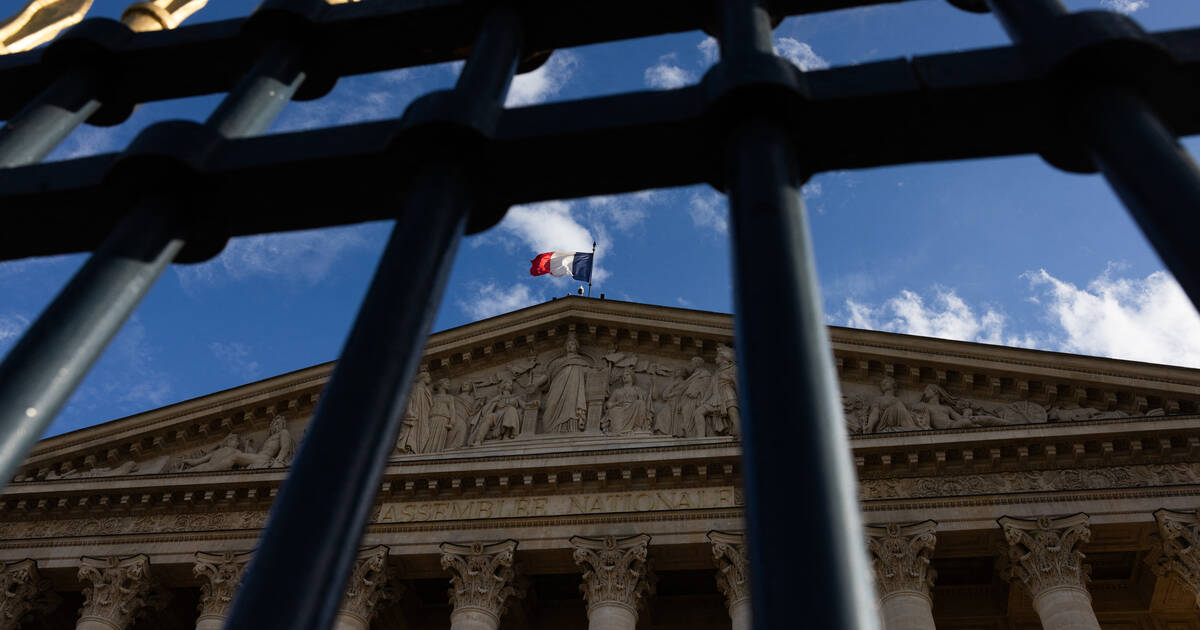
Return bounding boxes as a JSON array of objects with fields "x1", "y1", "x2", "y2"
[{"x1": 3, "y1": 0, "x2": 1200, "y2": 437}]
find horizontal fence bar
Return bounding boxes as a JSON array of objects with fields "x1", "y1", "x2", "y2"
[
  {"x1": 0, "y1": 0, "x2": 929, "y2": 123},
  {"x1": 1, "y1": 26, "x2": 1199, "y2": 261}
]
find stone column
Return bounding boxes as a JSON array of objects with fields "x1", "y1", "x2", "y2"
[
  {"x1": 865, "y1": 521, "x2": 938, "y2": 630},
  {"x1": 999, "y1": 514, "x2": 1099, "y2": 630},
  {"x1": 1149, "y1": 508, "x2": 1200, "y2": 608},
  {"x1": 571, "y1": 534, "x2": 654, "y2": 630},
  {"x1": 193, "y1": 551, "x2": 251, "y2": 630},
  {"x1": 77, "y1": 555, "x2": 156, "y2": 630},
  {"x1": 708, "y1": 531, "x2": 751, "y2": 630},
  {"x1": 335, "y1": 546, "x2": 396, "y2": 630},
  {"x1": 1, "y1": 559, "x2": 58, "y2": 630},
  {"x1": 440, "y1": 540, "x2": 525, "y2": 630}
]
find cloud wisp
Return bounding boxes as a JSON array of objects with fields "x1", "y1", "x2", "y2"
[
  {"x1": 648, "y1": 35, "x2": 827, "y2": 91},
  {"x1": 174, "y1": 225, "x2": 374, "y2": 290},
  {"x1": 1100, "y1": 0, "x2": 1149, "y2": 14},
  {"x1": 842, "y1": 267, "x2": 1200, "y2": 368},
  {"x1": 209, "y1": 341, "x2": 262, "y2": 381},
  {"x1": 506, "y1": 51, "x2": 580, "y2": 107},
  {"x1": 458, "y1": 282, "x2": 539, "y2": 321}
]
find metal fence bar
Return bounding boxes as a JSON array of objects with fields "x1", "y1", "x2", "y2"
[
  {"x1": 718, "y1": 1, "x2": 878, "y2": 629},
  {"x1": 0, "y1": 68, "x2": 100, "y2": 167},
  {"x1": 224, "y1": 8, "x2": 522, "y2": 629},
  {"x1": 0, "y1": 36, "x2": 307, "y2": 491},
  {"x1": 986, "y1": 0, "x2": 1200, "y2": 309}
]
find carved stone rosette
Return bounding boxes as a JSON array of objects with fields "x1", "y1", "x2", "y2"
[
  {"x1": 1150, "y1": 508, "x2": 1200, "y2": 607},
  {"x1": 0, "y1": 559, "x2": 57, "y2": 630},
  {"x1": 570, "y1": 534, "x2": 654, "y2": 615},
  {"x1": 440, "y1": 540, "x2": 525, "y2": 629},
  {"x1": 865, "y1": 521, "x2": 937, "y2": 601},
  {"x1": 193, "y1": 551, "x2": 251, "y2": 628},
  {"x1": 77, "y1": 555, "x2": 155, "y2": 630},
  {"x1": 707, "y1": 531, "x2": 750, "y2": 612},
  {"x1": 337, "y1": 546, "x2": 396, "y2": 630},
  {"x1": 998, "y1": 514, "x2": 1091, "y2": 596}
]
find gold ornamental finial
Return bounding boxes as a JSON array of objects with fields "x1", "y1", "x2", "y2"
[
  {"x1": 0, "y1": 0, "x2": 94, "y2": 55},
  {"x1": 120, "y1": 0, "x2": 208, "y2": 32}
]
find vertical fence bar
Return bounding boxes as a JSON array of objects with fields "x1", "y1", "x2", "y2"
[
  {"x1": 986, "y1": 0, "x2": 1200, "y2": 309},
  {"x1": 223, "y1": 9, "x2": 522, "y2": 630},
  {"x1": 719, "y1": 1, "x2": 878, "y2": 629},
  {"x1": 0, "y1": 68, "x2": 101, "y2": 167},
  {"x1": 0, "y1": 41, "x2": 307, "y2": 491}
]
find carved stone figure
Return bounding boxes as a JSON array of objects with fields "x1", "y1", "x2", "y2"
[
  {"x1": 447, "y1": 382, "x2": 484, "y2": 450},
  {"x1": 662, "y1": 356, "x2": 713, "y2": 437},
  {"x1": 397, "y1": 368, "x2": 433, "y2": 454},
  {"x1": 194, "y1": 551, "x2": 250, "y2": 630},
  {"x1": 1047, "y1": 406, "x2": 1129, "y2": 422},
  {"x1": 178, "y1": 434, "x2": 263, "y2": 473},
  {"x1": 423, "y1": 379, "x2": 455, "y2": 453},
  {"x1": 78, "y1": 555, "x2": 160, "y2": 630},
  {"x1": 910, "y1": 385, "x2": 1011, "y2": 430},
  {"x1": 705, "y1": 345, "x2": 740, "y2": 437},
  {"x1": 571, "y1": 534, "x2": 654, "y2": 628},
  {"x1": 440, "y1": 540, "x2": 526, "y2": 629},
  {"x1": 253, "y1": 415, "x2": 295, "y2": 467},
  {"x1": 865, "y1": 377, "x2": 922, "y2": 433},
  {"x1": 469, "y1": 381, "x2": 529, "y2": 446},
  {"x1": 0, "y1": 559, "x2": 56, "y2": 630},
  {"x1": 602, "y1": 368, "x2": 651, "y2": 435},
  {"x1": 542, "y1": 332, "x2": 591, "y2": 433},
  {"x1": 843, "y1": 394, "x2": 868, "y2": 434}
]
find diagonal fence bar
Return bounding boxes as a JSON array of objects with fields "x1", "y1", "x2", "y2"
[
  {"x1": 717, "y1": 0, "x2": 878, "y2": 628},
  {"x1": 0, "y1": 35, "x2": 307, "y2": 492},
  {"x1": 223, "y1": 7, "x2": 523, "y2": 629},
  {"x1": 985, "y1": 0, "x2": 1200, "y2": 310}
]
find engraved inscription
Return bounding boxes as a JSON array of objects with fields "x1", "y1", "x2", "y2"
[{"x1": 376, "y1": 487, "x2": 740, "y2": 523}]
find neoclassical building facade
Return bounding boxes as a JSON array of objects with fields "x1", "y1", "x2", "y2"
[{"x1": 1, "y1": 297, "x2": 1199, "y2": 629}]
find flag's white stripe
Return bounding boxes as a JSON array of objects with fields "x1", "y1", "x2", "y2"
[{"x1": 548, "y1": 252, "x2": 575, "y2": 277}]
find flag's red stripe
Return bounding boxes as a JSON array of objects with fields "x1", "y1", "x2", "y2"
[{"x1": 529, "y1": 252, "x2": 554, "y2": 276}]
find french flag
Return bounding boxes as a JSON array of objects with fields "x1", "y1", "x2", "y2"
[{"x1": 529, "y1": 251, "x2": 594, "y2": 282}]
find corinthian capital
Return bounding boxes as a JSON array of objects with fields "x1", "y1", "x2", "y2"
[
  {"x1": 707, "y1": 531, "x2": 751, "y2": 610},
  {"x1": 999, "y1": 514, "x2": 1091, "y2": 596},
  {"x1": 570, "y1": 534, "x2": 654, "y2": 613},
  {"x1": 78, "y1": 555, "x2": 156, "y2": 629},
  {"x1": 865, "y1": 520, "x2": 938, "y2": 600},
  {"x1": 194, "y1": 551, "x2": 251, "y2": 621},
  {"x1": 1149, "y1": 508, "x2": 1200, "y2": 606},
  {"x1": 0, "y1": 560, "x2": 58, "y2": 630},
  {"x1": 339, "y1": 546, "x2": 397, "y2": 627},
  {"x1": 440, "y1": 540, "x2": 526, "y2": 621}
]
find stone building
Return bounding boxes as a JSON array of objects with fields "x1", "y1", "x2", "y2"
[{"x1": 1, "y1": 297, "x2": 1199, "y2": 630}]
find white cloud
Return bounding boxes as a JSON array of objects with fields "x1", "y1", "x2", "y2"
[
  {"x1": 175, "y1": 225, "x2": 372, "y2": 289},
  {"x1": 587, "y1": 194, "x2": 651, "y2": 232},
  {"x1": 458, "y1": 282, "x2": 539, "y2": 321},
  {"x1": 60, "y1": 316, "x2": 173, "y2": 430},
  {"x1": 1100, "y1": 0, "x2": 1148, "y2": 13},
  {"x1": 496, "y1": 200, "x2": 610, "y2": 283},
  {"x1": 845, "y1": 288, "x2": 1008, "y2": 344},
  {"x1": 774, "y1": 38, "x2": 829, "y2": 71},
  {"x1": 644, "y1": 53, "x2": 693, "y2": 90},
  {"x1": 506, "y1": 51, "x2": 580, "y2": 107},
  {"x1": 698, "y1": 37, "x2": 719, "y2": 66},
  {"x1": 0, "y1": 314, "x2": 28, "y2": 349},
  {"x1": 688, "y1": 190, "x2": 727, "y2": 234},
  {"x1": 841, "y1": 267, "x2": 1200, "y2": 368},
  {"x1": 1026, "y1": 267, "x2": 1200, "y2": 367},
  {"x1": 209, "y1": 341, "x2": 261, "y2": 381}
]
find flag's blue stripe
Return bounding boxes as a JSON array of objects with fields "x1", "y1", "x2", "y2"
[{"x1": 571, "y1": 252, "x2": 593, "y2": 282}]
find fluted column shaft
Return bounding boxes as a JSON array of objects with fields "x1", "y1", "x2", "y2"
[
  {"x1": 708, "y1": 531, "x2": 751, "y2": 630},
  {"x1": 866, "y1": 521, "x2": 938, "y2": 630},
  {"x1": 571, "y1": 534, "x2": 653, "y2": 630},
  {"x1": 441, "y1": 540, "x2": 524, "y2": 630},
  {"x1": 999, "y1": 514, "x2": 1099, "y2": 630}
]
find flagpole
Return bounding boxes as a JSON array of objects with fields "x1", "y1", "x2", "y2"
[{"x1": 587, "y1": 240, "x2": 595, "y2": 297}]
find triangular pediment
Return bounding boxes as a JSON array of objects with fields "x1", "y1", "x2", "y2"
[{"x1": 13, "y1": 296, "x2": 1200, "y2": 482}]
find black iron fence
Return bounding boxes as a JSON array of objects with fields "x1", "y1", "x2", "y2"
[{"x1": 0, "y1": 0, "x2": 1197, "y2": 628}]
